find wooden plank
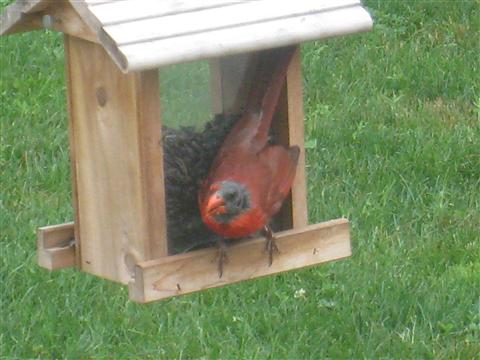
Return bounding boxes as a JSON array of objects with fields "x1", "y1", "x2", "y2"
[
  {"x1": 85, "y1": 0, "x2": 126, "y2": 6},
  {"x1": 0, "y1": 0, "x2": 47, "y2": 36},
  {"x1": 14, "y1": 0, "x2": 50, "y2": 13},
  {"x1": 129, "y1": 218, "x2": 351, "y2": 303},
  {"x1": 43, "y1": 1, "x2": 98, "y2": 43},
  {"x1": 103, "y1": 0, "x2": 360, "y2": 46},
  {"x1": 0, "y1": 13, "x2": 42, "y2": 36},
  {"x1": 134, "y1": 71, "x2": 169, "y2": 258},
  {"x1": 272, "y1": 47, "x2": 308, "y2": 229},
  {"x1": 65, "y1": 37, "x2": 167, "y2": 284},
  {"x1": 37, "y1": 222, "x2": 76, "y2": 270},
  {"x1": 110, "y1": 6, "x2": 373, "y2": 72},
  {"x1": 69, "y1": 1, "x2": 104, "y2": 35},
  {"x1": 89, "y1": 0, "x2": 254, "y2": 26},
  {"x1": 64, "y1": 34, "x2": 83, "y2": 267}
]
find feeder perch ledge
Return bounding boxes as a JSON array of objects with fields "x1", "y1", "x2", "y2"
[{"x1": 1, "y1": 0, "x2": 372, "y2": 303}]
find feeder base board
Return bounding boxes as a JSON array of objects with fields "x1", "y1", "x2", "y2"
[
  {"x1": 129, "y1": 218, "x2": 350, "y2": 303},
  {"x1": 37, "y1": 218, "x2": 351, "y2": 303}
]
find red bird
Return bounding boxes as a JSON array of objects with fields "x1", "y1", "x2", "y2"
[{"x1": 198, "y1": 46, "x2": 300, "y2": 276}]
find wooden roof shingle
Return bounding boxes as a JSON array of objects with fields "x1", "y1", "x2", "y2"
[{"x1": 1, "y1": 0, "x2": 373, "y2": 72}]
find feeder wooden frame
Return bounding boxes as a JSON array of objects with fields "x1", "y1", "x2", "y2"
[
  {"x1": 37, "y1": 39, "x2": 351, "y2": 302},
  {"x1": 0, "y1": 0, "x2": 373, "y2": 303}
]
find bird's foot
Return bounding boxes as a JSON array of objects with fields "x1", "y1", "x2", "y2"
[
  {"x1": 213, "y1": 238, "x2": 228, "y2": 278},
  {"x1": 263, "y1": 225, "x2": 279, "y2": 266}
]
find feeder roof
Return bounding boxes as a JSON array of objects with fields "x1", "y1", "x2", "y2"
[{"x1": 1, "y1": 0, "x2": 373, "y2": 73}]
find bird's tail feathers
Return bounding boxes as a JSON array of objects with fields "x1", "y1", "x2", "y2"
[{"x1": 244, "y1": 46, "x2": 297, "y2": 145}]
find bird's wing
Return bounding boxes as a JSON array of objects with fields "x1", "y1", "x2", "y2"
[{"x1": 258, "y1": 145, "x2": 300, "y2": 217}]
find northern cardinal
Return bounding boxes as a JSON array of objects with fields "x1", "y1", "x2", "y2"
[{"x1": 198, "y1": 46, "x2": 300, "y2": 276}]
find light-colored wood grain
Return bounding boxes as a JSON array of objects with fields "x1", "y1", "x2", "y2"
[
  {"x1": 113, "y1": 5, "x2": 373, "y2": 72},
  {"x1": 65, "y1": 37, "x2": 167, "y2": 284},
  {"x1": 134, "y1": 71, "x2": 169, "y2": 258},
  {"x1": 103, "y1": 0, "x2": 359, "y2": 46},
  {"x1": 2, "y1": 0, "x2": 373, "y2": 73},
  {"x1": 0, "y1": 13, "x2": 42, "y2": 36},
  {"x1": 37, "y1": 222, "x2": 76, "y2": 270},
  {"x1": 86, "y1": 0, "x2": 124, "y2": 5},
  {"x1": 42, "y1": 1, "x2": 98, "y2": 43},
  {"x1": 272, "y1": 47, "x2": 308, "y2": 229},
  {"x1": 69, "y1": 0, "x2": 104, "y2": 35},
  {"x1": 129, "y1": 218, "x2": 351, "y2": 303},
  {"x1": 89, "y1": 0, "x2": 252, "y2": 26},
  {"x1": 64, "y1": 34, "x2": 81, "y2": 266}
]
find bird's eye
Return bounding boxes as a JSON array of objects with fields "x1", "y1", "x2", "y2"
[
  {"x1": 234, "y1": 197, "x2": 243, "y2": 207},
  {"x1": 224, "y1": 192, "x2": 236, "y2": 201}
]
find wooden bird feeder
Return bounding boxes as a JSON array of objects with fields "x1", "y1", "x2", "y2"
[{"x1": 1, "y1": 0, "x2": 372, "y2": 303}]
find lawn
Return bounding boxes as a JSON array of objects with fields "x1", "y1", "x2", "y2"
[{"x1": 1, "y1": 1, "x2": 479, "y2": 359}]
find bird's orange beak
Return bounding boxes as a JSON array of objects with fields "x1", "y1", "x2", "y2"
[{"x1": 205, "y1": 193, "x2": 226, "y2": 216}]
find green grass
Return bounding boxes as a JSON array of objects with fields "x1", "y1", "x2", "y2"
[{"x1": 1, "y1": 1, "x2": 479, "y2": 358}]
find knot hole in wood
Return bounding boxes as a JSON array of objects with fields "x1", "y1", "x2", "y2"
[{"x1": 95, "y1": 86, "x2": 107, "y2": 107}]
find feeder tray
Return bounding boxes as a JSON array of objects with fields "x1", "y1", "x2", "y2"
[{"x1": 1, "y1": 0, "x2": 373, "y2": 303}]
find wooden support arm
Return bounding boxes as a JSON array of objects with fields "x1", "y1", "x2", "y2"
[{"x1": 37, "y1": 222, "x2": 76, "y2": 270}]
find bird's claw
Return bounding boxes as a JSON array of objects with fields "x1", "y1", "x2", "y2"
[
  {"x1": 265, "y1": 236, "x2": 279, "y2": 266},
  {"x1": 213, "y1": 239, "x2": 228, "y2": 278},
  {"x1": 263, "y1": 225, "x2": 279, "y2": 266}
]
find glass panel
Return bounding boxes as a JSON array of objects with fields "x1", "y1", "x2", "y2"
[
  {"x1": 159, "y1": 60, "x2": 212, "y2": 128},
  {"x1": 160, "y1": 60, "x2": 238, "y2": 254}
]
